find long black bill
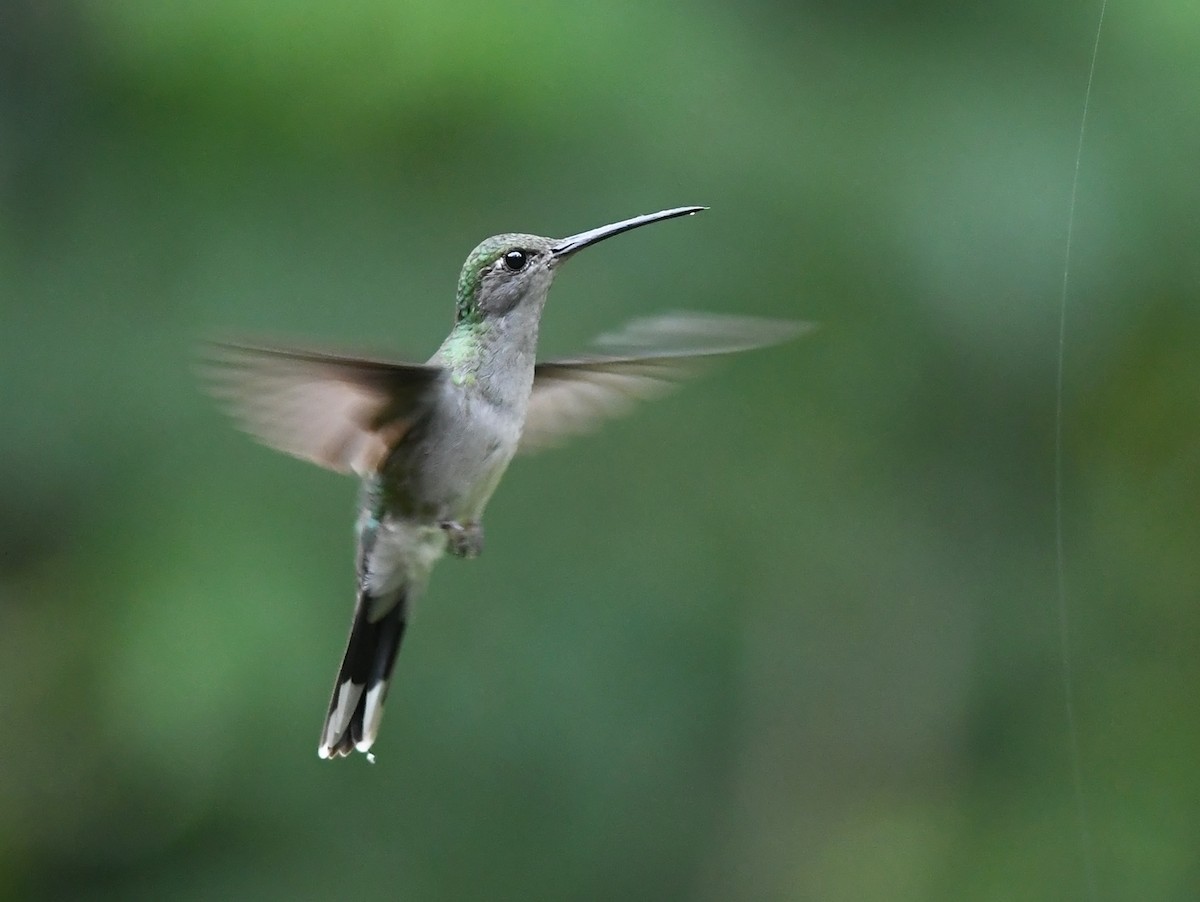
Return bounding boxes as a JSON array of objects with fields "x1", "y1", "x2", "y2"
[{"x1": 550, "y1": 206, "x2": 706, "y2": 261}]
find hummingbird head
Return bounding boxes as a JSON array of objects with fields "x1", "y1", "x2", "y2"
[
  {"x1": 454, "y1": 206, "x2": 706, "y2": 325},
  {"x1": 455, "y1": 233, "x2": 559, "y2": 325}
]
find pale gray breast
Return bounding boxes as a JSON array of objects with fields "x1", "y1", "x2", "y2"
[{"x1": 407, "y1": 380, "x2": 525, "y2": 522}]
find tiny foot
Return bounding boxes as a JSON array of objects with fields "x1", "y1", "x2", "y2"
[{"x1": 440, "y1": 520, "x2": 484, "y2": 558}]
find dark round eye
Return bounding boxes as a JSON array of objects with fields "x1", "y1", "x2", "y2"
[{"x1": 503, "y1": 249, "x2": 528, "y2": 272}]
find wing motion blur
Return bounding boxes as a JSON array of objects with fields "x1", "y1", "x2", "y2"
[
  {"x1": 202, "y1": 343, "x2": 441, "y2": 475},
  {"x1": 519, "y1": 313, "x2": 812, "y2": 453}
]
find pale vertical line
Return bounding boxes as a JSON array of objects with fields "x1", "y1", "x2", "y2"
[{"x1": 1054, "y1": 1, "x2": 1107, "y2": 899}]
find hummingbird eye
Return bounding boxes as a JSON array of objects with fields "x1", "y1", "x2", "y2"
[{"x1": 502, "y1": 249, "x2": 528, "y2": 272}]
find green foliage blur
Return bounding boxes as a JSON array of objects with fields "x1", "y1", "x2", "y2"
[{"x1": 3, "y1": 1, "x2": 1198, "y2": 899}]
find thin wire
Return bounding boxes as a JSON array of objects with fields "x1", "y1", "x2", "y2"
[{"x1": 1055, "y1": 1, "x2": 1107, "y2": 899}]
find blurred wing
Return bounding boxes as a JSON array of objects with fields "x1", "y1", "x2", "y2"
[
  {"x1": 202, "y1": 342, "x2": 443, "y2": 475},
  {"x1": 519, "y1": 312, "x2": 812, "y2": 453}
]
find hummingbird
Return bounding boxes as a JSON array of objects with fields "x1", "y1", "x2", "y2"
[{"x1": 205, "y1": 206, "x2": 807, "y2": 760}]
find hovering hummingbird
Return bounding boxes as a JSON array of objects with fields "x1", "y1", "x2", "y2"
[{"x1": 205, "y1": 206, "x2": 807, "y2": 760}]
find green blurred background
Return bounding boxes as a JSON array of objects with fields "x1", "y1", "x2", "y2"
[{"x1": 3, "y1": 1, "x2": 1197, "y2": 899}]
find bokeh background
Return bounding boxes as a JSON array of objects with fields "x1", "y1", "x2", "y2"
[{"x1": 3, "y1": 1, "x2": 1197, "y2": 899}]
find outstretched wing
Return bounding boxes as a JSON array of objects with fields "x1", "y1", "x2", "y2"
[
  {"x1": 519, "y1": 312, "x2": 812, "y2": 453},
  {"x1": 202, "y1": 342, "x2": 443, "y2": 475}
]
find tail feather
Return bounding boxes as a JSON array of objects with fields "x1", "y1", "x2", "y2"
[{"x1": 319, "y1": 589, "x2": 407, "y2": 759}]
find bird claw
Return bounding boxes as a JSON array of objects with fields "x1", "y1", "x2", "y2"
[{"x1": 440, "y1": 520, "x2": 484, "y2": 558}]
